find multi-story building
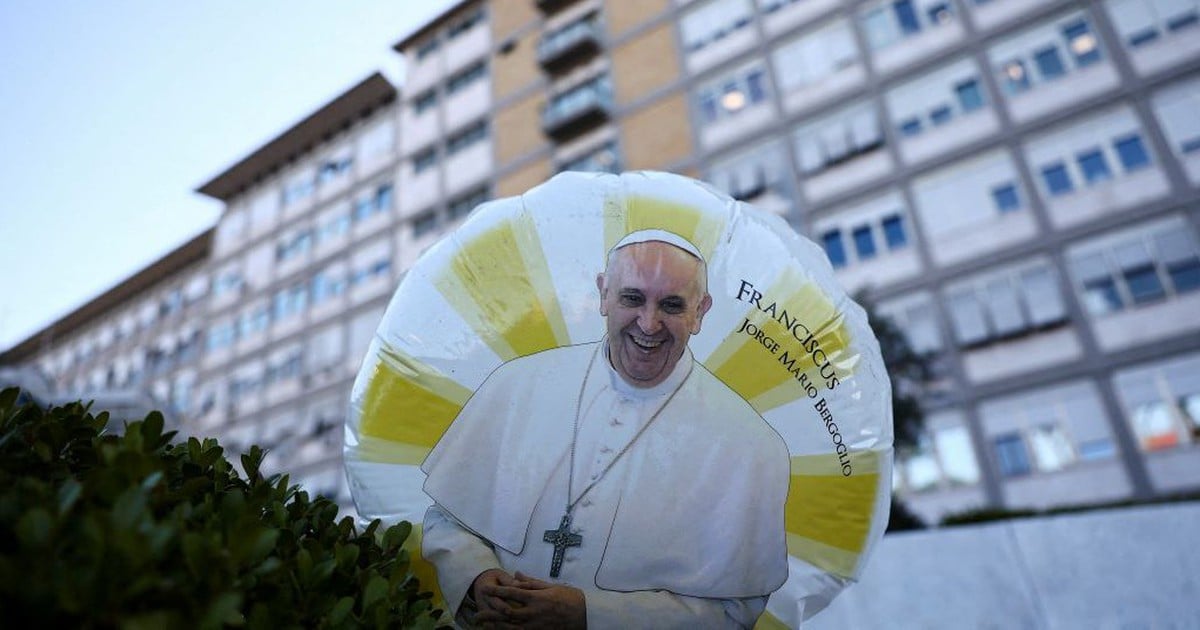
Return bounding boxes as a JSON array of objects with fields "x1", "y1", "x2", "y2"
[{"x1": 3, "y1": 0, "x2": 1199, "y2": 522}]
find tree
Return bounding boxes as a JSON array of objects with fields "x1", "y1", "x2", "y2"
[{"x1": 858, "y1": 292, "x2": 934, "y2": 532}]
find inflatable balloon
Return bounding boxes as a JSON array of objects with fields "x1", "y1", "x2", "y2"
[{"x1": 345, "y1": 171, "x2": 893, "y2": 628}]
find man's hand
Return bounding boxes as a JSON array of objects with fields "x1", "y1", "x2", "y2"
[
  {"x1": 471, "y1": 568, "x2": 519, "y2": 624},
  {"x1": 475, "y1": 571, "x2": 587, "y2": 629}
]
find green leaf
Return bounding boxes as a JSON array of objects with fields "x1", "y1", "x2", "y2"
[
  {"x1": 362, "y1": 575, "x2": 387, "y2": 612},
  {"x1": 141, "y1": 411, "x2": 164, "y2": 448},
  {"x1": 246, "y1": 529, "x2": 279, "y2": 566},
  {"x1": 57, "y1": 479, "x2": 83, "y2": 515},
  {"x1": 16, "y1": 507, "x2": 53, "y2": 548},
  {"x1": 382, "y1": 521, "x2": 412, "y2": 551},
  {"x1": 329, "y1": 596, "x2": 354, "y2": 625}
]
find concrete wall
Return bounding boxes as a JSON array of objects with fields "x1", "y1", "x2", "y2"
[{"x1": 807, "y1": 503, "x2": 1200, "y2": 629}]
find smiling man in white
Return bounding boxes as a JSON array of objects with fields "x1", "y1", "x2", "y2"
[{"x1": 421, "y1": 229, "x2": 790, "y2": 629}]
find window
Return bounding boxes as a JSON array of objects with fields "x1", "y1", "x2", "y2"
[
  {"x1": 852, "y1": 225, "x2": 877, "y2": 260},
  {"x1": 449, "y1": 188, "x2": 489, "y2": 222},
  {"x1": 282, "y1": 175, "x2": 314, "y2": 207},
  {"x1": 955, "y1": 79, "x2": 984, "y2": 112},
  {"x1": 413, "y1": 211, "x2": 438, "y2": 238},
  {"x1": 991, "y1": 183, "x2": 1021, "y2": 213},
  {"x1": 886, "y1": 59, "x2": 988, "y2": 139},
  {"x1": 946, "y1": 262, "x2": 1067, "y2": 347},
  {"x1": 276, "y1": 229, "x2": 314, "y2": 262},
  {"x1": 994, "y1": 434, "x2": 1032, "y2": 477},
  {"x1": 794, "y1": 101, "x2": 884, "y2": 174},
  {"x1": 311, "y1": 267, "x2": 347, "y2": 305},
  {"x1": 414, "y1": 90, "x2": 438, "y2": 115},
  {"x1": 1115, "y1": 353, "x2": 1200, "y2": 451},
  {"x1": 1001, "y1": 59, "x2": 1032, "y2": 94},
  {"x1": 990, "y1": 13, "x2": 1107, "y2": 95},
  {"x1": 353, "y1": 183, "x2": 394, "y2": 221},
  {"x1": 317, "y1": 211, "x2": 350, "y2": 245},
  {"x1": 413, "y1": 147, "x2": 437, "y2": 174},
  {"x1": 695, "y1": 64, "x2": 770, "y2": 124},
  {"x1": 317, "y1": 155, "x2": 352, "y2": 185},
  {"x1": 1041, "y1": 162, "x2": 1074, "y2": 196},
  {"x1": 238, "y1": 306, "x2": 270, "y2": 339},
  {"x1": 883, "y1": 215, "x2": 907, "y2": 249},
  {"x1": 822, "y1": 231, "x2": 847, "y2": 268},
  {"x1": 273, "y1": 283, "x2": 308, "y2": 322},
  {"x1": 447, "y1": 8, "x2": 485, "y2": 39},
  {"x1": 352, "y1": 259, "x2": 392, "y2": 286},
  {"x1": 415, "y1": 38, "x2": 438, "y2": 60},
  {"x1": 1068, "y1": 217, "x2": 1200, "y2": 316},
  {"x1": 1076, "y1": 148, "x2": 1112, "y2": 184},
  {"x1": 1062, "y1": 20, "x2": 1102, "y2": 66},
  {"x1": 771, "y1": 19, "x2": 859, "y2": 93},
  {"x1": 213, "y1": 268, "x2": 244, "y2": 298},
  {"x1": 447, "y1": 62, "x2": 487, "y2": 94},
  {"x1": 1033, "y1": 46, "x2": 1066, "y2": 79},
  {"x1": 679, "y1": 0, "x2": 754, "y2": 53},
  {"x1": 1114, "y1": 134, "x2": 1151, "y2": 171},
  {"x1": 1150, "y1": 78, "x2": 1200, "y2": 158},
  {"x1": 207, "y1": 321, "x2": 237, "y2": 351},
  {"x1": 1107, "y1": 0, "x2": 1200, "y2": 49},
  {"x1": 861, "y1": 0, "x2": 954, "y2": 50},
  {"x1": 560, "y1": 141, "x2": 621, "y2": 174},
  {"x1": 448, "y1": 121, "x2": 488, "y2": 155}
]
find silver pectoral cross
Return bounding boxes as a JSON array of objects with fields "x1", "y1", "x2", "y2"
[{"x1": 542, "y1": 512, "x2": 582, "y2": 578}]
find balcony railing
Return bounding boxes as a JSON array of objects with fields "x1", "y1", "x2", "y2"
[
  {"x1": 541, "y1": 77, "x2": 613, "y2": 139},
  {"x1": 537, "y1": 18, "x2": 603, "y2": 72}
]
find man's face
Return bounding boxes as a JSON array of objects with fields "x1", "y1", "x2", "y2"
[{"x1": 597, "y1": 242, "x2": 712, "y2": 388}]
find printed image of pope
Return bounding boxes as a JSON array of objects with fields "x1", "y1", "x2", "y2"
[{"x1": 421, "y1": 229, "x2": 791, "y2": 629}]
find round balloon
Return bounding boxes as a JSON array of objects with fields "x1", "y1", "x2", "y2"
[{"x1": 345, "y1": 171, "x2": 893, "y2": 627}]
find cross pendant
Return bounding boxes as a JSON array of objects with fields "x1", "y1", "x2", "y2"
[{"x1": 542, "y1": 512, "x2": 583, "y2": 578}]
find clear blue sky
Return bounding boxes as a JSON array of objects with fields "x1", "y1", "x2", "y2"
[{"x1": 0, "y1": 0, "x2": 454, "y2": 352}]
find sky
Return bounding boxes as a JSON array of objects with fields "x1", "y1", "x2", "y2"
[{"x1": 0, "y1": 0, "x2": 456, "y2": 352}]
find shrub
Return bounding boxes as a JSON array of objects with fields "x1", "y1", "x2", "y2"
[{"x1": 0, "y1": 387, "x2": 443, "y2": 629}]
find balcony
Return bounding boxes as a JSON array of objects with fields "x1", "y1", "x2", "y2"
[
  {"x1": 538, "y1": 18, "x2": 603, "y2": 72},
  {"x1": 542, "y1": 77, "x2": 613, "y2": 140},
  {"x1": 536, "y1": 0, "x2": 578, "y2": 14}
]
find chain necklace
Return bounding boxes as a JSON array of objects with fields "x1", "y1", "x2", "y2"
[{"x1": 543, "y1": 341, "x2": 689, "y2": 577}]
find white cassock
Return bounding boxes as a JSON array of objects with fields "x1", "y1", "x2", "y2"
[{"x1": 422, "y1": 341, "x2": 790, "y2": 629}]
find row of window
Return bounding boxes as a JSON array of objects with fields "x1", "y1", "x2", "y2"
[
  {"x1": 412, "y1": 121, "x2": 490, "y2": 174},
  {"x1": 899, "y1": 353, "x2": 1200, "y2": 493},
  {"x1": 413, "y1": 7, "x2": 487, "y2": 61},
  {"x1": 273, "y1": 183, "x2": 393, "y2": 265},
  {"x1": 206, "y1": 258, "x2": 392, "y2": 352},
  {"x1": 410, "y1": 61, "x2": 489, "y2": 118},
  {"x1": 822, "y1": 214, "x2": 908, "y2": 268},
  {"x1": 413, "y1": 187, "x2": 490, "y2": 239}
]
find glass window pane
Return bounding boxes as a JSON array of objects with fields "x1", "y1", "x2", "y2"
[
  {"x1": 899, "y1": 117, "x2": 922, "y2": 137},
  {"x1": 1077, "y1": 148, "x2": 1113, "y2": 184},
  {"x1": 1114, "y1": 134, "x2": 1152, "y2": 171},
  {"x1": 985, "y1": 279, "x2": 1025, "y2": 335},
  {"x1": 895, "y1": 0, "x2": 921, "y2": 34},
  {"x1": 935, "y1": 426, "x2": 980, "y2": 484},
  {"x1": 882, "y1": 214, "x2": 907, "y2": 249},
  {"x1": 992, "y1": 183, "x2": 1021, "y2": 213},
  {"x1": 1124, "y1": 264, "x2": 1166, "y2": 304},
  {"x1": 1000, "y1": 59, "x2": 1031, "y2": 94},
  {"x1": 1078, "y1": 438, "x2": 1115, "y2": 460},
  {"x1": 1083, "y1": 277, "x2": 1124, "y2": 314},
  {"x1": 1034, "y1": 45, "x2": 1067, "y2": 80},
  {"x1": 994, "y1": 434, "x2": 1032, "y2": 477},
  {"x1": 930, "y1": 105, "x2": 953, "y2": 125},
  {"x1": 1029, "y1": 424, "x2": 1076, "y2": 472},
  {"x1": 1132, "y1": 401, "x2": 1179, "y2": 450},
  {"x1": 1041, "y1": 162, "x2": 1075, "y2": 195},
  {"x1": 1063, "y1": 19, "x2": 1103, "y2": 66},
  {"x1": 955, "y1": 79, "x2": 985, "y2": 112},
  {"x1": 1021, "y1": 266, "x2": 1066, "y2": 325},
  {"x1": 905, "y1": 443, "x2": 940, "y2": 491},
  {"x1": 853, "y1": 225, "x2": 877, "y2": 260},
  {"x1": 1168, "y1": 259, "x2": 1200, "y2": 293},
  {"x1": 948, "y1": 290, "x2": 988, "y2": 344},
  {"x1": 823, "y1": 230, "x2": 847, "y2": 268}
]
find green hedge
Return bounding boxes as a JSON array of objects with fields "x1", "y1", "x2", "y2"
[{"x1": 0, "y1": 387, "x2": 442, "y2": 629}]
